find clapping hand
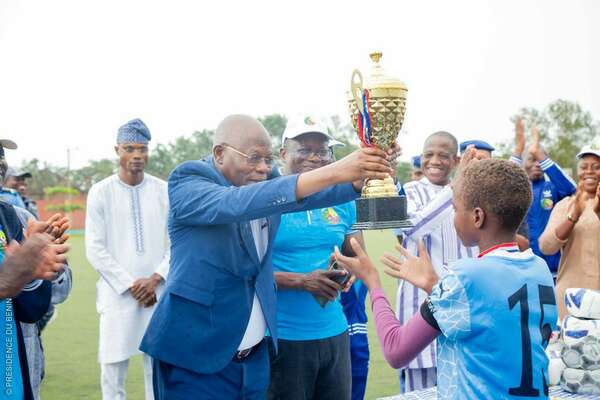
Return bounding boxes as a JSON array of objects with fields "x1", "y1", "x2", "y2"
[
  {"x1": 593, "y1": 182, "x2": 600, "y2": 221},
  {"x1": 27, "y1": 213, "x2": 70, "y2": 244},
  {"x1": 5, "y1": 233, "x2": 69, "y2": 281},
  {"x1": 380, "y1": 240, "x2": 439, "y2": 294},
  {"x1": 569, "y1": 182, "x2": 588, "y2": 222}
]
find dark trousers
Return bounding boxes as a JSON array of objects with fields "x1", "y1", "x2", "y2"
[
  {"x1": 268, "y1": 331, "x2": 351, "y2": 400},
  {"x1": 152, "y1": 340, "x2": 269, "y2": 400}
]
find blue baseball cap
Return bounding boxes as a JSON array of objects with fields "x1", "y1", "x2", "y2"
[
  {"x1": 460, "y1": 140, "x2": 495, "y2": 154},
  {"x1": 411, "y1": 155, "x2": 421, "y2": 169}
]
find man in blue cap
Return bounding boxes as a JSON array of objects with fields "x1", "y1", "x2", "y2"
[
  {"x1": 86, "y1": 118, "x2": 170, "y2": 400},
  {"x1": 4, "y1": 167, "x2": 38, "y2": 219},
  {"x1": 410, "y1": 155, "x2": 423, "y2": 181},
  {"x1": 509, "y1": 122, "x2": 576, "y2": 275},
  {"x1": 0, "y1": 139, "x2": 26, "y2": 209},
  {"x1": 459, "y1": 139, "x2": 495, "y2": 160},
  {"x1": 459, "y1": 138, "x2": 531, "y2": 250}
]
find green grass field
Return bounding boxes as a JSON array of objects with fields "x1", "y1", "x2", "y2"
[{"x1": 40, "y1": 232, "x2": 401, "y2": 399}]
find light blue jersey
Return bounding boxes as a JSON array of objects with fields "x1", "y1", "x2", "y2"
[
  {"x1": 273, "y1": 202, "x2": 356, "y2": 340},
  {"x1": 428, "y1": 244, "x2": 558, "y2": 400}
]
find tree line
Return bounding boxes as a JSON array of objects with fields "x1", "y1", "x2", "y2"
[{"x1": 17, "y1": 99, "x2": 599, "y2": 199}]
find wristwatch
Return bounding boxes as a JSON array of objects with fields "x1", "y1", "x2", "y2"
[{"x1": 567, "y1": 213, "x2": 579, "y2": 223}]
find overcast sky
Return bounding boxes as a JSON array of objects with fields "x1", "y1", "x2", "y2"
[{"x1": 0, "y1": 0, "x2": 598, "y2": 169}]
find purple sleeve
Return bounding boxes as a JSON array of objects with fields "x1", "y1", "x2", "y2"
[{"x1": 370, "y1": 288, "x2": 440, "y2": 369}]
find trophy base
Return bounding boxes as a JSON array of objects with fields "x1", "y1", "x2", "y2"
[{"x1": 351, "y1": 196, "x2": 413, "y2": 231}]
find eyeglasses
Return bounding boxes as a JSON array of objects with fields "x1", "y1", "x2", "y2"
[
  {"x1": 292, "y1": 148, "x2": 333, "y2": 160},
  {"x1": 121, "y1": 145, "x2": 149, "y2": 154},
  {"x1": 222, "y1": 144, "x2": 275, "y2": 166}
]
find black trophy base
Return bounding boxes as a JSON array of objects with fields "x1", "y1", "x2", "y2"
[{"x1": 352, "y1": 196, "x2": 413, "y2": 230}]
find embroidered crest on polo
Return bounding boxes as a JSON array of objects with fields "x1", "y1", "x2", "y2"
[
  {"x1": 0, "y1": 229, "x2": 6, "y2": 252},
  {"x1": 304, "y1": 116, "x2": 316, "y2": 125},
  {"x1": 322, "y1": 208, "x2": 340, "y2": 225}
]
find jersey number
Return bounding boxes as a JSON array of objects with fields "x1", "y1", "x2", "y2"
[{"x1": 507, "y1": 284, "x2": 555, "y2": 397}]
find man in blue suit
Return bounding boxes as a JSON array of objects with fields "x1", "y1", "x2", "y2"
[{"x1": 141, "y1": 114, "x2": 396, "y2": 399}]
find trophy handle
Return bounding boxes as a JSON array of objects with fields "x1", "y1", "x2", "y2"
[{"x1": 350, "y1": 69, "x2": 364, "y2": 115}]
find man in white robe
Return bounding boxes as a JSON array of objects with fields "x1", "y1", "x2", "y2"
[{"x1": 85, "y1": 119, "x2": 170, "y2": 400}]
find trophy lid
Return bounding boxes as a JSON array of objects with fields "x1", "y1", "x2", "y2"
[{"x1": 363, "y1": 52, "x2": 407, "y2": 97}]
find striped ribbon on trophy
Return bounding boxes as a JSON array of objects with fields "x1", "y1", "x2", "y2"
[{"x1": 356, "y1": 89, "x2": 373, "y2": 147}]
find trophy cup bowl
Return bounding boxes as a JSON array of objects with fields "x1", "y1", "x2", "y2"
[{"x1": 348, "y1": 52, "x2": 413, "y2": 230}]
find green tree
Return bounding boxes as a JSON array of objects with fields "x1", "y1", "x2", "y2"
[
  {"x1": 396, "y1": 161, "x2": 412, "y2": 184},
  {"x1": 70, "y1": 159, "x2": 117, "y2": 193},
  {"x1": 258, "y1": 114, "x2": 287, "y2": 145},
  {"x1": 18, "y1": 159, "x2": 67, "y2": 198},
  {"x1": 146, "y1": 129, "x2": 214, "y2": 179},
  {"x1": 496, "y1": 99, "x2": 599, "y2": 171},
  {"x1": 44, "y1": 186, "x2": 84, "y2": 213}
]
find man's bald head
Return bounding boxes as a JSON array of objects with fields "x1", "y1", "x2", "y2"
[
  {"x1": 212, "y1": 114, "x2": 274, "y2": 187},
  {"x1": 213, "y1": 114, "x2": 271, "y2": 149}
]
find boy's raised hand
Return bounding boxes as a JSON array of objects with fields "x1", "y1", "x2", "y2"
[
  {"x1": 453, "y1": 145, "x2": 477, "y2": 189},
  {"x1": 528, "y1": 125, "x2": 547, "y2": 161},
  {"x1": 334, "y1": 237, "x2": 381, "y2": 290},
  {"x1": 380, "y1": 240, "x2": 439, "y2": 294}
]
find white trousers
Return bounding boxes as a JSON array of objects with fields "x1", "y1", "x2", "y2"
[{"x1": 101, "y1": 354, "x2": 154, "y2": 400}]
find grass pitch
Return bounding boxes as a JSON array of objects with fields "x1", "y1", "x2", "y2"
[{"x1": 41, "y1": 232, "x2": 401, "y2": 399}]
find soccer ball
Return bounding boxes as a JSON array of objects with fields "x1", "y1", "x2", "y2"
[
  {"x1": 564, "y1": 288, "x2": 600, "y2": 320},
  {"x1": 562, "y1": 316, "x2": 600, "y2": 346},
  {"x1": 561, "y1": 335, "x2": 600, "y2": 370},
  {"x1": 561, "y1": 368, "x2": 600, "y2": 394},
  {"x1": 548, "y1": 353, "x2": 566, "y2": 386}
]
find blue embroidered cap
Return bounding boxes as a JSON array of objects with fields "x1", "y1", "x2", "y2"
[
  {"x1": 117, "y1": 119, "x2": 151, "y2": 144},
  {"x1": 411, "y1": 155, "x2": 421, "y2": 169},
  {"x1": 459, "y1": 140, "x2": 495, "y2": 154}
]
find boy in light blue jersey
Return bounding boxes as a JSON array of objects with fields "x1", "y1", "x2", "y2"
[{"x1": 335, "y1": 154, "x2": 558, "y2": 399}]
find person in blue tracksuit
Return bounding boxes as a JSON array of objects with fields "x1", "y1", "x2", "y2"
[
  {"x1": 510, "y1": 125, "x2": 576, "y2": 274},
  {"x1": 340, "y1": 280, "x2": 369, "y2": 400}
]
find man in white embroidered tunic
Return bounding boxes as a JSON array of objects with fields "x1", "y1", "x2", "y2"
[{"x1": 85, "y1": 119, "x2": 170, "y2": 400}]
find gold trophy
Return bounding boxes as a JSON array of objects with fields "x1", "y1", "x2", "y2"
[{"x1": 348, "y1": 52, "x2": 412, "y2": 230}]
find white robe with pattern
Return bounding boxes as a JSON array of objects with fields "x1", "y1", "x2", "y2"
[{"x1": 85, "y1": 173, "x2": 170, "y2": 364}]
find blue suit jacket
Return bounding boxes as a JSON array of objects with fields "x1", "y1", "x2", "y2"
[{"x1": 140, "y1": 157, "x2": 358, "y2": 374}]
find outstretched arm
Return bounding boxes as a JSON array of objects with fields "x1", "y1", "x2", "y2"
[
  {"x1": 334, "y1": 238, "x2": 440, "y2": 368},
  {"x1": 171, "y1": 147, "x2": 395, "y2": 226}
]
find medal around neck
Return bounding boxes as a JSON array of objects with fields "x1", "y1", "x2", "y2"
[{"x1": 348, "y1": 52, "x2": 412, "y2": 230}]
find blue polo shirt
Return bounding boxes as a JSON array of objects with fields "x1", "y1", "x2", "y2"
[{"x1": 273, "y1": 202, "x2": 356, "y2": 341}]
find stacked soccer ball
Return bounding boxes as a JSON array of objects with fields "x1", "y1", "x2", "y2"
[{"x1": 558, "y1": 288, "x2": 600, "y2": 395}]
